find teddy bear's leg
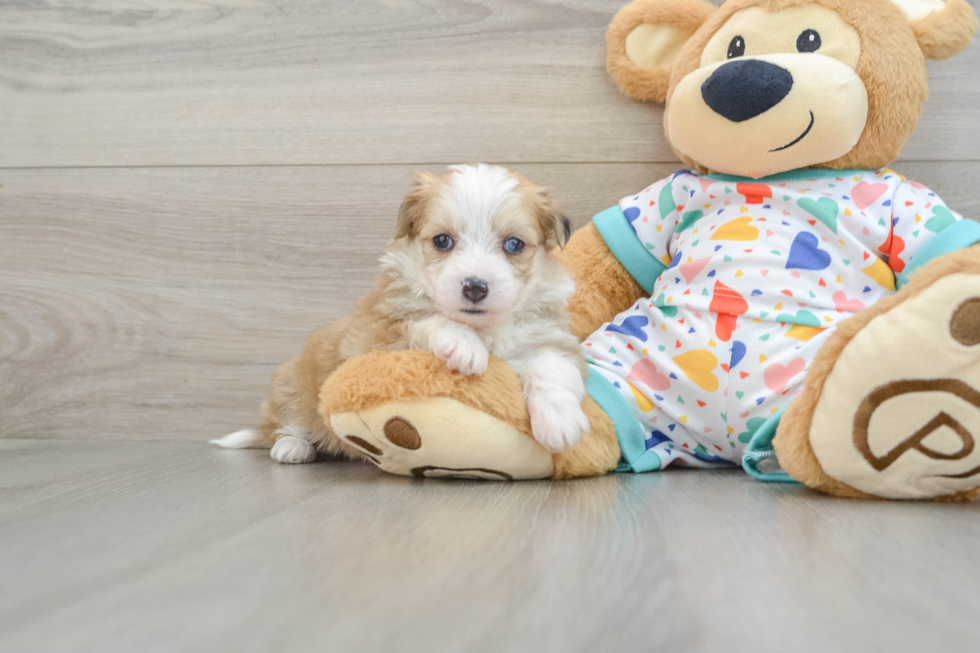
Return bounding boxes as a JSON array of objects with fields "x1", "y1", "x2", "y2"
[
  {"x1": 774, "y1": 248, "x2": 980, "y2": 500},
  {"x1": 321, "y1": 350, "x2": 620, "y2": 480}
]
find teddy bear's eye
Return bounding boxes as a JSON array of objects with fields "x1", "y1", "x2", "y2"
[
  {"x1": 727, "y1": 36, "x2": 745, "y2": 59},
  {"x1": 797, "y1": 29, "x2": 822, "y2": 53}
]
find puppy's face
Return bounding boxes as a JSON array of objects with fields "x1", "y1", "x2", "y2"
[{"x1": 395, "y1": 165, "x2": 571, "y2": 328}]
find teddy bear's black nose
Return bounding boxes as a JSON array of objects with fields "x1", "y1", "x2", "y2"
[{"x1": 701, "y1": 59, "x2": 794, "y2": 123}]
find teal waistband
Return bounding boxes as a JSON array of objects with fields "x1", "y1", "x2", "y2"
[
  {"x1": 586, "y1": 367, "x2": 662, "y2": 473},
  {"x1": 897, "y1": 219, "x2": 980, "y2": 290},
  {"x1": 741, "y1": 407, "x2": 798, "y2": 483},
  {"x1": 592, "y1": 205, "x2": 666, "y2": 295}
]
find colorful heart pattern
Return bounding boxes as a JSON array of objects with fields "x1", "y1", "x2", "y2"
[{"x1": 585, "y1": 169, "x2": 964, "y2": 471}]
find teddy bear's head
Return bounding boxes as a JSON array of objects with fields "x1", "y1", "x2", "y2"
[{"x1": 608, "y1": 0, "x2": 977, "y2": 179}]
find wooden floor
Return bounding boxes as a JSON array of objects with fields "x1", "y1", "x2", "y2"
[
  {"x1": 2, "y1": 1, "x2": 980, "y2": 650},
  {"x1": 3, "y1": 440, "x2": 980, "y2": 653}
]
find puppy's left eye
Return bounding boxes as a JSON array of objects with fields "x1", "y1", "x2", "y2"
[
  {"x1": 797, "y1": 29, "x2": 821, "y2": 53},
  {"x1": 503, "y1": 237, "x2": 525, "y2": 254}
]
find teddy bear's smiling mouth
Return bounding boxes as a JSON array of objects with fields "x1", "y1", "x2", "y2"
[{"x1": 770, "y1": 111, "x2": 815, "y2": 152}]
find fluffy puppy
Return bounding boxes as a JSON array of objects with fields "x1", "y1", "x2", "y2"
[{"x1": 212, "y1": 164, "x2": 590, "y2": 463}]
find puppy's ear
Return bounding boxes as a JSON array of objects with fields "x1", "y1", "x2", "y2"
[
  {"x1": 894, "y1": 0, "x2": 978, "y2": 60},
  {"x1": 534, "y1": 189, "x2": 572, "y2": 250},
  {"x1": 396, "y1": 171, "x2": 440, "y2": 239},
  {"x1": 607, "y1": 0, "x2": 716, "y2": 103}
]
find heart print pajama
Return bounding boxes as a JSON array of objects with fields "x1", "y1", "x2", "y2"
[{"x1": 584, "y1": 168, "x2": 969, "y2": 471}]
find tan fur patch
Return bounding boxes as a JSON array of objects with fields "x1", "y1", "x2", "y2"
[{"x1": 396, "y1": 170, "x2": 446, "y2": 239}]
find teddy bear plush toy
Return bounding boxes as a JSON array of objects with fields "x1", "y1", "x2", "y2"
[{"x1": 324, "y1": 0, "x2": 980, "y2": 500}]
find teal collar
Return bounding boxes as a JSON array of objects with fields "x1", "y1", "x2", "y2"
[{"x1": 703, "y1": 168, "x2": 875, "y2": 183}]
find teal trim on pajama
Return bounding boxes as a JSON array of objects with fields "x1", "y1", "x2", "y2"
[
  {"x1": 592, "y1": 205, "x2": 666, "y2": 295},
  {"x1": 586, "y1": 368, "x2": 663, "y2": 473},
  {"x1": 703, "y1": 169, "x2": 875, "y2": 184},
  {"x1": 741, "y1": 407, "x2": 796, "y2": 483},
  {"x1": 897, "y1": 219, "x2": 980, "y2": 290}
]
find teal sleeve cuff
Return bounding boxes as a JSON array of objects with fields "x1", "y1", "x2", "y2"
[
  {"x1": 586, "y1": 368, "x2": 662, "y2": 473},
  {"x1": 741, "y1": 407, "x2": 799, "y2": 483},
  {"x1": 592, "y1": 205, "x2": 666, "y2": 295},
  {"x1": 897, "y1": 219, "x2": 980, "y2": 290}
]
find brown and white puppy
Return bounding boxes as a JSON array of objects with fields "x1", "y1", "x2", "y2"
[{"x1": 212, "y1": 164, "x2": 590, "y2": 463}]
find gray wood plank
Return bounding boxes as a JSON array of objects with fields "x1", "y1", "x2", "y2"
[
  {"x1": 2, "y1": 162, "x2": 977, "y2": 443},
  {"x1": 1, "y1": 440, "x2": 979, "y2": 653},
  {"x1": 0, "y1": 0, "x2": 977, "y2": 168}
]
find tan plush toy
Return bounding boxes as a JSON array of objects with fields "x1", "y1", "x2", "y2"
[{"x1": 326, "y1": 0, "x2": 980, "y2": 500}]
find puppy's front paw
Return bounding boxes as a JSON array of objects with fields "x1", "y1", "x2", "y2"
[
  {"x1": 433, "y1": 327, "x2": 489, "y2": 376},
  {"x1": 270, "y1": 435, "x2": 317, "y2": 464},
  {"x1": 528, "y1": 391, "x2": 590, "y2": 454}
]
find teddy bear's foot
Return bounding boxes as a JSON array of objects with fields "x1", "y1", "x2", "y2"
[
  {"x1": 321, "y1": 350, "x2": 620, "y2": 480},
  {"x1": 330, "y1": 397, "x2": 553, "y2": 480},
  {"x1": 775, "y1": 248, "x2": 980, "y2": 500}
]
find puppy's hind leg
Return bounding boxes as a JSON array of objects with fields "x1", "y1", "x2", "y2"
[
  {"x1": 270, "y1": 424, "x2": 318, "y2": 464},
  {"x1": 262, "y1": 356, "x2": 320, "y2": 464}
]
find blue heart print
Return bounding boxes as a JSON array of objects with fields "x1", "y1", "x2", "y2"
[
  {"x1": 624, "y1": 207, "x2": 641, "y2": 224},
  {"x1": 729, "y1": 341, "x2": 746, "y2": 369},
  {"x1": 647, "y1": 430, "x2": 672, "y2": 448},
  {"x1": 605, "y1": 315, "x2": 649, "y2": 341},
  {"x1": 786, "y1": 232, "x2": 831, "y2": 270}
]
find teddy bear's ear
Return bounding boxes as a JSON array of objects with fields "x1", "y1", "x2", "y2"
[
  {"x1": 606, "y1": 0, "x2": 717, "y2": 103},
  {"x1": 892, "y1": 0, "x2": 978, "y2": 59}
]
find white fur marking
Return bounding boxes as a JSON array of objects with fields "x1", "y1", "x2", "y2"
[
  {"x1": 520, "y1": 350, "x2": 589, "y2": 453},
  {"x1": 270, "y1": 435, "x2": 317, "y2": 464},
  {"x1": 210, "y1": 429, "x2": 269, "y2": 449},
  {"x1": 445, "y1": 164, "x2": 520, "y2": 236},
  {"x1": 275, "y1": 424, "x2": 312, "y2": 440},
  {"x1": 427, "y1": 318, "x2": 490, "y2": 376}
]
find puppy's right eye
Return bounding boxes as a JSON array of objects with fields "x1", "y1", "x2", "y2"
[
  {"x1": 727, "y1": 36, "x2": 745, "y2": 59},
  {"x1": 432, "y1": 234, "x2": 454, "y2": 251}
]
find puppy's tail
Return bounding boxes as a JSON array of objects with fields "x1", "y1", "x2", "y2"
[{"x1": 210, "y1": 428, "x2": 272, "y2": 449}]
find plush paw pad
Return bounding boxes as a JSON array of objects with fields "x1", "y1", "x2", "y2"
[
  {"x1": 808, "y1": 274, "x2": 980, "y2": 499},
  {"x1": 330, "y1": 398, "x2": 553, "y2": 480}
]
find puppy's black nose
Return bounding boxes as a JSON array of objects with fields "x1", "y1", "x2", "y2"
[
  {"x1": 701, "y1": 60, "x2": 793, "y2": 123},
  {"x1": 462, "y1": 277, "x2": 489, "y2": 304}
]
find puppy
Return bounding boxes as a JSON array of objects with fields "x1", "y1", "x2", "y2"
[{"x1": 212, "y1": 164, "x2": 590, "y2": 463}]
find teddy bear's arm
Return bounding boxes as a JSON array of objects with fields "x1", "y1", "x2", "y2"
[{"x1": 557, "y1": 222, "x2": 649, "y2": 340}]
